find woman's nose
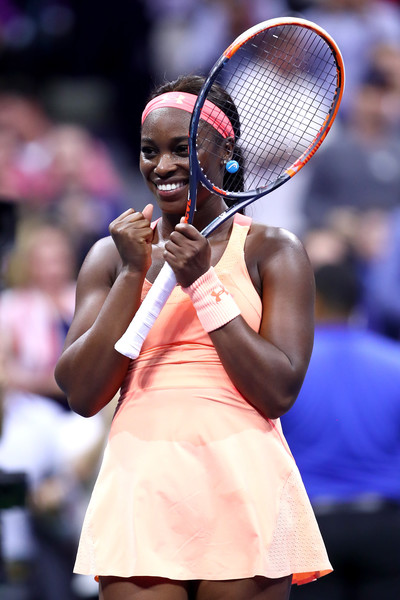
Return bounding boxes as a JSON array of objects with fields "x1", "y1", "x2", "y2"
[{"x1": 154, "y1": 152, "x2": 177, "y2": 175}]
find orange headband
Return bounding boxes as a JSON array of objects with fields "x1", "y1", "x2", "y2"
[{"x1": 141, "y1": 92, "x2": 235, "y2": 139}]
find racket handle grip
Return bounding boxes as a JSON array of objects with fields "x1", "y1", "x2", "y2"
[{"x1": 114, "y1": 262, "x2": 177, "y2": 359}]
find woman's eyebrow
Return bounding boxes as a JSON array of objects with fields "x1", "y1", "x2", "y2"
[{"x1": 141, "y1": 136, "x2": 188, "y2": 144}]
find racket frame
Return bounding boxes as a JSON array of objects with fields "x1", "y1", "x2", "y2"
[{"x1": 189, "y1": 16, "x2": 344, "y2": 199}]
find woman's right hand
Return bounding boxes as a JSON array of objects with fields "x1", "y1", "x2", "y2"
[{"x1": 109, "y1": 203, "x2": 154, "y2": 273}]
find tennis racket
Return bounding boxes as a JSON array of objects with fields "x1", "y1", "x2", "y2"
[{"x1": 115, "y1": 16, "x2": 345, "y2": 359}]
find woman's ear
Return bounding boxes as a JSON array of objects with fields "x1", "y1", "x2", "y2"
[{"x1": 220, "y1": 137, "x2": 235, "y2": 166}]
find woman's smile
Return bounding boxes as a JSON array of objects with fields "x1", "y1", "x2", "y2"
[
  {"x1": 154, "y1": 179, "x2": 188, "y2": 200},
  {"x1": 156, "y1": 181, "x2": 187, "y2": 193}
]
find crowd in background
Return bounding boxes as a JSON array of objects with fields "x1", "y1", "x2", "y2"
[{"x1": 1, "y1": 0, "x2": 400, "y2": 599}]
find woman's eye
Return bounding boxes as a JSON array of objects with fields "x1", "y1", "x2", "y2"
[
  {"x1": 175, "y1": 144, "x2": 189, "y2": 156},
  {"x1": 141, "y1": 146, "x2": 157, "y2": 158}
]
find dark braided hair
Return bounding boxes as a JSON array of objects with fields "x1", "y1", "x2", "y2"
[{"x1": 147, "y1": 75, "x2": 245, "y2": 202}]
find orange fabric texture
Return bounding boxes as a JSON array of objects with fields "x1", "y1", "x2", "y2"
[{"x1": 74, "y1": 214, "x2": 332, "y2": 584}]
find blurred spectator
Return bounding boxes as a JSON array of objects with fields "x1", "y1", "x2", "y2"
[
  {"x1": 282, "y1": 261, "x2": 400, "y2": 599},
  {"x1": 368, "y1": 41, "x2": 400, "y2": 130},
  {"x1": 302, "y1": 76, "x2": 400, "y2": 243},
  {"x1": 44, "y1": 124, "x2": 128, "y2": 264},
  {"x1": 0, "y1": 219, "x2": 76, "y2": 408},
  {"x1": 364, "y1": 207, "x2": 400, "y2": 339},
  {"x1": 0, "y1": 219, "x2": 106, "y2": 599},
  {"x1": 300, "y1": 71, "x2": 399, "y2": 336},
  {"x1": 0, "y1": 92, "x2": 129, "y2": 264},
  {"x1": 0, "y1": 92, "x2": 53, "y2": 202},
  {"x1": 302, "y1": 226, "x2": 354, "y2": 270},
  {"x1": 302, "y1": 0, "x2": 400, "y2": 116},
  {"x1": 144, "y1": 0, "x2": 289, "y2": 82}
]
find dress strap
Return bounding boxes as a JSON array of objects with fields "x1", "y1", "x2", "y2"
[
  {"x1": 233, "y1": 213, "x2": 252, "y2": 227},
  {"x1": 216, "y1": 213, "x2": 252, "y2": 273}
]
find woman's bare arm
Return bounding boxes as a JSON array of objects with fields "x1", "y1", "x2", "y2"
[
  {"x1": 166, "y1": 222, "x2": 315, "y2": 420},
  {"x1": 55, "y1": 206, "x2": 154, "y2": 417},
  {"x1": 209, "y1": 226, "x2": 315, "y2": 419}
]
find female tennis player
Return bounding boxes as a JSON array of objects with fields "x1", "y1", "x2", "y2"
[{"x1": 55, "y1": 75, "x2": 332, "y2": 600}]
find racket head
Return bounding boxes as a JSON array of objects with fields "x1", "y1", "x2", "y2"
[{"x1": 188, "y1": 16, "x2": 345, "y2": 204}]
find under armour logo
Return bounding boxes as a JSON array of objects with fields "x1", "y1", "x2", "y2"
[{"x1": 211, "y1": 286, "x2": 229, "y2": 303}]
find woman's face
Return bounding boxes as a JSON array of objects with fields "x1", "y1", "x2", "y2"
[{"x1": 140, "y1": 107, "x2": 227, "y2": 216}]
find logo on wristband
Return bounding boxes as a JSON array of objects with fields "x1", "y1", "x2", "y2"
[{"x1": 211, "y1": 286, "x2": 229, "y2": 303}]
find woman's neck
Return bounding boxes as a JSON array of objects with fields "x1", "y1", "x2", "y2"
[{"x1": 157, "y1": 197, "x2": 229, "y2": 242}]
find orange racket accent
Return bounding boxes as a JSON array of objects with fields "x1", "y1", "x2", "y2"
[{"x1": 223, "y1": 17, "x2": 344, "y2": 183}]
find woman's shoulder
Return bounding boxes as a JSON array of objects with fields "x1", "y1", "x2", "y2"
[
  {"x1": 243, "y1": 221, "x2": 311, "y2": 294},
  {"x1": 247, "y1": 220, "x2": 307, "y2": 260},
  {"x1": 83, "y1": 235, "x2": 119, "y2": 262},
  {"x1": 79, "y1": 235, "x2": 121, "y2": 284}
]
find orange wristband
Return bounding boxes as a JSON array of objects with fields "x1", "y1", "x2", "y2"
[{"x1": 182, "y1": 267, "x2": 241, "y2": 332}]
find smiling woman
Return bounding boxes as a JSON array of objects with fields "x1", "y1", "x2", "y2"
[
  {"x1": 140, "y1": 114, "x2": 193, "y2": 214},
  {"x1": 55, "y1": 73, "x2": 331, "y2": 600},
  {"x1": 139, "y1": 76, "x2": 243, "y2": 223}
]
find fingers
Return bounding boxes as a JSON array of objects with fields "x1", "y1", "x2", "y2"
[
  {"x1": 111, "y1": 205, "x2": 154, "y2": 225},
  {"x1": 165, "y1": 224, "x2": 205, "y2": 262},
  {"x1": 142, "y1": 203, "x2": 154, "y2": 223},
  {"x1": 172, "y1": 222, "x2": 202, "y2": 243},
  {"x1": 109, "y1": 205, "x2": 154, "y2": 236},
  {"x1": 109, "y1": 207, "x2": 135, "y2": 225}
]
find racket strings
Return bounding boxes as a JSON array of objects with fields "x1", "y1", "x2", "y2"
[{"x1": 197, "y1": 24, "x2": 340, "y2": 194}]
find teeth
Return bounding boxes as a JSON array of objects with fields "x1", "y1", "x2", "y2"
[{"x1": 157, "y1": 182, "x2": 186, "y2": 192}]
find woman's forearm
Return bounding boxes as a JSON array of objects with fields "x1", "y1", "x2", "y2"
[
  {"x1": 55, "y1": 269, "x2": 144, "y2": 417},
  {"x1": 209, "y1": 318, "x2": 313, "y2": 420}
]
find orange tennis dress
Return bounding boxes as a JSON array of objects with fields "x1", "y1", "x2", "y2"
[{"x1": 74, "y1": 214, "x2": 332, "y2": 585}]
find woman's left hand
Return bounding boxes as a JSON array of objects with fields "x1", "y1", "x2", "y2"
[{"x1": 164, "y1": 222, "x2": 211, "y2": 288}]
